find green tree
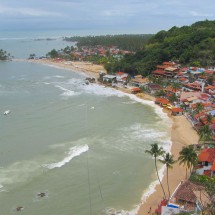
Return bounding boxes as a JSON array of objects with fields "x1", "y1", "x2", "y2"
[
  {"x1": 169, "y1": 93, "x2": 178, "y2": 103},
  {"x1": 46, "y1": 49, "x2": 59, "y2": 58},
  {"x1": 207, "y1": 114, "x2": 213, "y2": 124},
  {"x1": 198, "y1": 125, "x2": 213, "y2": 144},
  {"x1": 0, "y1": 49, "x2": 10, "y2": 60},
  {"x1": 159, "y1": 153, "x2": 176, "y2": 199},
  {"x1": 207, "y1": 75, "x2": 214, "y2": 85},
  {"x1": 28, "y1": 53, "x2": 36, "y2": 59},
  {"x1": 171, "y1": 82, "x2": 181, "y2": 92},
  {"x1": 178, "y1": 145, "x2": 198, "y2": 179},
  {"x1": 191, "y1": 60, "x2": 201, "y2": 67},
  {"x1": 145, "y1": 143, "x2": 167, "y2": 199},
  {"x1": 195, "y1": 102, "x2": 204, "y2": 113}
]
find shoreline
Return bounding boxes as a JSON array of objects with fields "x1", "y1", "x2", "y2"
[{"x1": 14, "y1": 59, "x2": 199, "y2": 214}]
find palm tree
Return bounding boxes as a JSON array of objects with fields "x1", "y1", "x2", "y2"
[
  {"x1": 145, "y1": 143, "x2": 167, "y2": 199},
  {"x1": 159, "y1": 153, "x2": 176, "y2": 199},
  {"x1": 171, "y1": 82, "x2": 181, "y2": 93},
  {"x1": 178, "y1": 145, "x2": 198, "y2": 179},
  {"x1": 195, "y1": 103, "x2": 204, "y2": 113},
  {"x1": 206, "y1": 114, "x2": 213, "y2": 124},
  {"x1": 198, "y1": 125, "x2": 213, "y2": 144}
]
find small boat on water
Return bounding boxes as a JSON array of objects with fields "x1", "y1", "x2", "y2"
[{"x1": 4, "y1": 110, "x2": 10, "y2": 115}]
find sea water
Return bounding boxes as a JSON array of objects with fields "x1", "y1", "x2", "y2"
[{"x1": 0, "y1": 30, "x2": 172, "y2": 215}]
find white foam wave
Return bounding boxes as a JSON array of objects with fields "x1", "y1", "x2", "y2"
[
  {"x1": 126, "y1": 123, "x2": 167, "y2": 140},
  {"x1": 55, "y1": 85, "x2": 80, "y2": 97},
  {"x1": 78, "y1": 83, "x2": 172, "y2": 126},
  {"x1": 54, "y1": 75, "x2": 65, "y2": 78},
  {"x1": 123, "y1": 165, "x2": 166, "y2": 215},
  {"x1": 0, "y1": 161, "x2": 42, "y2": 186},
  {"x1": 141, "y1": 164, "x2": 166, "y2": 203},
  {"x1": 0, "y1": 184, "x2": 4, "y2": 192},
  {"x1": 43, "y1": 145, "x2": 89, "y2": 169},
  {"x1": 43, "y1": 82, "x2": 51, "y2": 85},
  {"x1": 80, "y1": 84, "x2": 125, "y2": 97},
  {"x1": 122, "y1": 101, "x2": 137, "y2": 104}
]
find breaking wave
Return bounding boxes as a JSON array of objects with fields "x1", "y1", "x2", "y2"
[
  {"x1": 55, "y1": 85, "x2": 80, "y2": 97},
  {"x1": 43, "y1": 145, "x2": 89, "y2": 169}
]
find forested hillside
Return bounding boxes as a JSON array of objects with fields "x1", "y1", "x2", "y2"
[
  {"x1": 105, "y1": 20, "x2": 215, "y2": 76},
  {"x1": 64, "y1": 34, "x2": 152, "y2": 51}
]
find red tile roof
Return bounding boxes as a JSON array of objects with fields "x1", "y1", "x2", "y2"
[
  {"x1": 198, "y1": 148, "x2": 215, "y2": 163},
  {"x1": 211, "y1": 162, "x2": 215, "y2": 171},
  {"x1": 116, "y1": 71, "x2": 125, "y2": 76},
  {"x1": 131, "y1": 87, "x2": 141, "y2": 92},
  {"x1": 157, "y1": 65, "x2": 168, "y2": 69},
  {"x1": 205, "y1": 70, "x2": 214, "y2": 75},
  {"x1": 155, "y1": 98, "x2": 169, "y2": 105},
  {"x1": 179, "y1": 77, "x2": 187, "y2": 81},
  {"x1": 200, "y1": 94, "x2": 211, "y2": 100},
  {"x1": 172, "y1": 108, "x2": 183, "y2": 113},
  {"x1": 182, "y1": 68, "x2": 188, "y2": 72},
  {"x1": 153, "y1": 69, "x2": 165, "y2": 75}
]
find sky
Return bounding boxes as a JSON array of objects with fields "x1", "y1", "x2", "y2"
[{"x1": 0, "y1": 0, "x2": 214, "y2": 34}]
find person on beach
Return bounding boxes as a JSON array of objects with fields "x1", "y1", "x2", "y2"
[{"x1": 148, "y1": 206, "x2": 151, "y2": 214}]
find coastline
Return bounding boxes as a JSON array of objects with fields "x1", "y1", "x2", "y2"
[
  {"x1": 14, "y1": 59, "x2": 199, "y2": 214},
  {"x1": 137, "y1": 112, "x2": 199, "y2": 215}
]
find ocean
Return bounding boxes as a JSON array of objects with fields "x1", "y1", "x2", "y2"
[{"x1": 0, "y1": 30, "x2": 172, "y2": 215}]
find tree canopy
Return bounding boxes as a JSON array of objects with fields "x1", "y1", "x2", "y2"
[
  {"x1": 105, "y1": 20, "x2": 215, "y2": 76},
  {"x1": 0, "y1": 49, "x2": 11, "y2": 60},
  {"x1": 64, "y1": 34, "x2": 152, "y2": 51}
]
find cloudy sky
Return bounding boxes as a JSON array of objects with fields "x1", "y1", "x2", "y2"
[{"x1": 0, "y1": 0, "x2": 214, "y2": 34}]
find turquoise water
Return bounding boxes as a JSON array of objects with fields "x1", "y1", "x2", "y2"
[{"x1": 0, "y1": 31, "x2": 171, "y2": 215}]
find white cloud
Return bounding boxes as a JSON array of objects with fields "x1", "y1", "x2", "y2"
[
  {"x1": 190, "y1": 11, "x2": 213, "y2": 17},
  {"x1": 102, "y1": 9, "x2": 135, "y2": 17},
  {"x1": 0, "y1": 6, "x2": 62, "y2": 17}
]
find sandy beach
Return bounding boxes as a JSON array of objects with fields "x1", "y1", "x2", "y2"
[
  {"x1": 16, "y1": 59, "x2": 199, "y2": 215},
  {"x1": 14, "y1": 58, "x2": 106, "y2": 81},
  {"x1": 137, "y1": 113, "x2": 199, "y2": 215}
]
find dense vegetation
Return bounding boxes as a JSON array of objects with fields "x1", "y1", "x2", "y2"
[
  {"x1": 64, "y1": 34, "x2": 152, "y2": 51},
  {"x1": 0, "y1": 49, "x2": 11, "y2": 60},
  {"x1": 105, "y1": 20, "x2": 215, "y2": 76}
]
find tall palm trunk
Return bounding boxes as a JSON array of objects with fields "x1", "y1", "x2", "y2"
[
  {"x1": 155, "y1": 158, "x2": 166, "y2": 199},
  {"x1": 166, "y1": 167, "x2": 171, "y2": 199}
]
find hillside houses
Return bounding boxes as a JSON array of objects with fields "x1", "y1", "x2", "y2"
[
  {"x1": 55, "y1": 45, "x2": 134, "y2": 61},
  {"x1": 196, "y1": 148, "x2": 215, "y2": 177},
  {"x1": 152, "y1": 62, "x2": 180, "y2": 79}
]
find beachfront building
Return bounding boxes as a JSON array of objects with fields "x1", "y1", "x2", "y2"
[
  {"x1": 169, "y1": 180, "x2": 207, "y2": 214},
  {"x1": 155, "y1": 98, "x2": 170, "y2": 107},
  {"x1": 196, "y1": 148, "x2": 215, "y2": 176},
  {"x1": 152, "y1": 61, "x2": 180, "y2": 79},
  {"x1": 130, "y1": 75, "x2": 149, "y2": 87},
  {"x1": 146, "y1": 83, "x2": 162, "y2": 94},
  {"x1": 171, "y1": 108, "x2": 183, "y2": 116},
  {"x1": 130, "y1": 87, "x2": 142, "y2": 94},
  {"x1": 115, "y1": 71, "x2": 128, "y2": 86},
  {"x1": 102, "y1": 75, "x2": 116, "y2": 83}
]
